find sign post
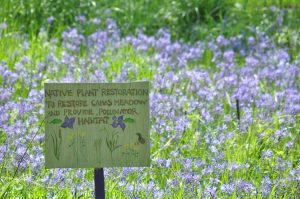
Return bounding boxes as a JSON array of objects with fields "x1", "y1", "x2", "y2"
[
  {"x1": 44, "y1": 82, "x2": 150, "y2": 198},
  {"x1": 94, "y1": 168, "x2": 105, "y2": 199}
]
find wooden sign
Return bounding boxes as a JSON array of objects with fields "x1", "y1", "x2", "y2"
[{"x1": 44, "y1": 82, "x2": 150, "y2": 168}]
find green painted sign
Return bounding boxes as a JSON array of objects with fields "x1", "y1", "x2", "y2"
[{"x1": 45, "y1": 82, "x2": 150, "y2": 168}]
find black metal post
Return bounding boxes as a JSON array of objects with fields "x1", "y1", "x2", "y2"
[
  {"x1": 94, "y1": 168, "x2": 105, "y2": 199},
  {"x1": 236, "y1": 98, "x2": 241, "y2": 131}
]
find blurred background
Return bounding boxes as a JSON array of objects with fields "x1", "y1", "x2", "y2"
[{"x1": 1, "y1": 0, "x2": 300, "y2": 41}]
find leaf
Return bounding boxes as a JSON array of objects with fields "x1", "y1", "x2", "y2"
[
  {"x1": 276, "y1": 150, "x2": 284, "y2": 156},
  {"x1": 15, "y1": 184, "x2": 24, "y2": 191},
  {"x1": 50, "y1": 118, "x2": 62, "y2": 124},
  {"x1": 0, "y1": 181, "x2": 14, "y2": 198},
  {"x1": 111, "y1": 7, "x2": 125, "y2": 13},
  {"x1": 123, "y1": 118, "x2": 135, "y2": 123},
  {"x1": 106, "y1": 138, "x2": 109, "y2": 147}
]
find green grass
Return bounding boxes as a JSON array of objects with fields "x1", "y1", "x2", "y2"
[{"x1": 1, "y1": 0, "x2": 300, "y2": 41}]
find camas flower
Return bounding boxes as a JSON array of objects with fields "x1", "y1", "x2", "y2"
[{"x1": 111, "y1": 115, "x2": 125, "y2": 131}]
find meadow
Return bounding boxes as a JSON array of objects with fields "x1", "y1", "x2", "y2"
[{"x1": 1, "y1": 0, "x2": 300, "y2": 198}]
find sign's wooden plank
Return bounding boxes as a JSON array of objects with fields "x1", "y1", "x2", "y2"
[{"x1": 45, "y1": 82, "x2": 150, "y2": 168}]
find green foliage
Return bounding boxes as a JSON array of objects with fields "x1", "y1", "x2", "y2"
[
  {"x1": 51, "y1": 129, "x2": 62, "y2": 160},
  {"x1": 0, "y1": 0, "x2": 96, "y2": 36},
  {"x1": 106, "y1": 131, "x2": 122, "y2": 154},
  {"x1": 123, "y1": 118, "x2": 135, "y2": 123},
  {"x1": 1, "y1": 0, "x2": 300, "y2": 42},
  {"x1": 50, "y1": 118, "x2": 62, "y2": 124}
]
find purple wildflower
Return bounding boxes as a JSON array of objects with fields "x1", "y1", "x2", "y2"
[
  {"x1": 220, "y1": 182, "x2": 235, "y2": 194},
  {"x1": 261, "y1": 149, "x2": 273, "y2": 159},
  {"x1": 261, "y1": 176, "x2": 272, "y2": 197},
  {"x1": 0, "y1": 22, "x2": 7, "y2": 30},
  {"x1": 47, "y1": 16, "x2": 54, "y2": 23}
]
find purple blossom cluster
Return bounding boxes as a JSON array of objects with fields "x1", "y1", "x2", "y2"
[{"x1": 1, "y1": 13, "x2": 300, "y2": 197}]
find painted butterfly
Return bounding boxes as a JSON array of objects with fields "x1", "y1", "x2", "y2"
[{"x1": 61, "y1": 116, "x2": 75, "y2": 129}]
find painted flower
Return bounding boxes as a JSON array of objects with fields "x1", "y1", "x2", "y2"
[{"x1": 111, "y1": 115, "x2": 125, "y2": 131}]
